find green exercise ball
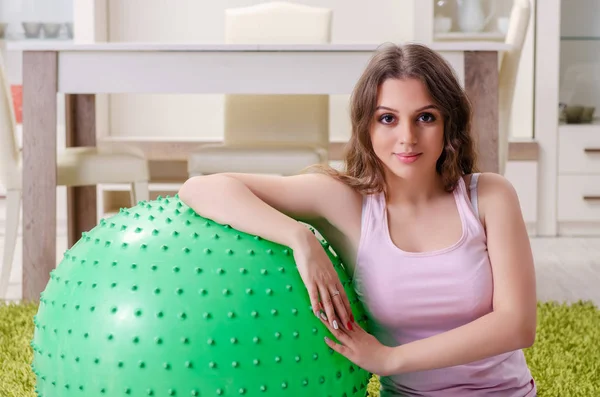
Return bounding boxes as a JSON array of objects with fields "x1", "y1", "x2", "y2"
[{"x1": 31, "y1": 195, "x2": 370, "y2": 397}]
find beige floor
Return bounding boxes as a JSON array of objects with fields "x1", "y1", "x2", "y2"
[{"x1": 1, "y1": 200, "x2": 599, "y2": 305}]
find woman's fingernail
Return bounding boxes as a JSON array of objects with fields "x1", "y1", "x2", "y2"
[
  {"x1": 347, "y1": 321, "x2": 353, "y2": 330},
  {"x1": 324, "y1": 336, "x2": 330, "y2": 343},
  {"x1": 333, "y1": 320, "x2": 339, "y2": 330},
  {"x1": 320, "y1": 312, "x2": 328, "y2": 321}
]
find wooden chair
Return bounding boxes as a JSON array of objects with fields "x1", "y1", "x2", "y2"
[
  {"x1": 0, "y1": 54, "x2": 150, "y2": 299},
  {"x1": 187, "y1": 1, "x2": 332, "y2": 177},
  {"x1": 498, "y1": 0, "x2": 531, "y2": 175}
]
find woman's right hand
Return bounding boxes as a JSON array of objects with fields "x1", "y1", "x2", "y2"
[
  {"x1": 178, "y1": 173, "x2": 359, "y2": 333},
  {"x1": 292, "y1": 230, "x2": 354, "y2": 332}
]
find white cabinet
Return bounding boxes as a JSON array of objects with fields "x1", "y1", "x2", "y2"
[
  {"x1": 555, "y1": 123, "x2": 600, "y2": 233},
  {"x1": 557, "y1": 123, "x2": 600, "y2": 175},
  {"x1": 535, "y1": 0, "x2": 600, "y2": 236},
  {"x1": 557, "y1": 176, "x2": 600, "y2": 222}
]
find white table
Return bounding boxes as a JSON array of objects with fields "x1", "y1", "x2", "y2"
[{"x1": 9, "y1": 42, "x2": 510, "y2": 300}]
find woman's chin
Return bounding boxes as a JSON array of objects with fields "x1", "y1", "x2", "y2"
[{"x1": 385, "y1": 166, "x2": 422, "y2": 181}]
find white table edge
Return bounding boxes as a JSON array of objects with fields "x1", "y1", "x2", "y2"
[{"x1": 7, "y1": 41, "x2": 513, "y2": 52}]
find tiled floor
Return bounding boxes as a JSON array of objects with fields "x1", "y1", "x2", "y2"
[{"x1": 1, "y1": 199, "x2": 599, "y2": 305}]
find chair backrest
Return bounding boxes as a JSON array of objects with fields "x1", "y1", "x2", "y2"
[
  {"x1": 0, "y1": 53, "x2": 20, "y2": 190},
  {"x1": 223, "y1": 2, "x2": 332, "y2": 150},
  {"x1": 225, "y1": 1, "x2": 332, "y2": 44},
  {"x1": 498, "y1": 0, "x2": 531, "y2": 175}
]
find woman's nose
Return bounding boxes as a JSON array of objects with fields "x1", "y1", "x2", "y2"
[{"x1": 396, "y1": 121, "x2": 417, "y2": 145}]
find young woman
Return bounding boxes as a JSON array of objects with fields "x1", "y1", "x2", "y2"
[{"x1": 179, "y1": 43, "x2": 537, "y2": 396}]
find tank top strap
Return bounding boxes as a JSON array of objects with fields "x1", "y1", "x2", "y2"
[
  {"x1": 358, "y1": 177, "x2": 484, "y2": 259},
  {"x1": 469, "y1": 173, "x2": 481, "y2": 219},
  {"x1": 454, "y1": 173, "x2": 485, "y2": 236},
  {"x1": 357, "y1": 191, "x2": 388, "y2": 270},
  {"x1": 360, "y1": 191, "x2": 386, "y2": 241}
]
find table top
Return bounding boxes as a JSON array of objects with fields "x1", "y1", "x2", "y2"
[{"x1": 6, "y1": 41, "x2": 512, "y2": 52}]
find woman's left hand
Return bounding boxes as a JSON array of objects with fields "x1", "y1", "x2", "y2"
[{"x1": 319, "y1": 312, "x2": 398, "y2": 376}]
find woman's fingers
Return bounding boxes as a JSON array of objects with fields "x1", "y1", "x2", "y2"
[
  {"x1": 318, "y1": 284, "x2": 340, "y2": 330},
  {"x1": 320, "y1": 311, "x2": 353, "y2": 346},
  {"x1": 324, "y1": 336, "x2": 352, "y2": 358},
  {"x1": 330, "y1": 285, "x2": 352, "y2": 331},
  {"x1": 342, "y1": 290, "x2": 355, "y2": 326},
  {"x1": 307, "y1": 284, "x2": 322, "y2": 317}
]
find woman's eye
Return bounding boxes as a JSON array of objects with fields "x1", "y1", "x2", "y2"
[
  {"x1": 379, "y1": 114, "x2": 395, "y2": 124},
  {"x1": 418, "y1": 113, "x2": 436, "y2": 123}
]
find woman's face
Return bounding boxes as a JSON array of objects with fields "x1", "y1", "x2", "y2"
[{"x1": 369, "y1": 77, "x2": 445, "y2": 182}]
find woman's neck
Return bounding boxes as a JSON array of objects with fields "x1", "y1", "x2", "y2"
[{"x1": 385, "y1": 171, "x2": 448, "y2": 207}]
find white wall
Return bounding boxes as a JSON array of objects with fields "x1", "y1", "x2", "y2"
[{"x1": 105, "y1": 0, "x2": 411, "y2": 142}]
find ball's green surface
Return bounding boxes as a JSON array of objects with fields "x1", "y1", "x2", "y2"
[{"x1": 31, "y1": 196, "x2": 370, "y2": 397}]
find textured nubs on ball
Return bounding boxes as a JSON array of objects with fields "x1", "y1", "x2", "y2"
[{"x1": 31, "y1": 195, "x2": 370, "y2": 397}]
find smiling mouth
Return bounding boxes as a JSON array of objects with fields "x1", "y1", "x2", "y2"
[{"x1": 394, "y1": 152, "x2": 422, "y2": 164}]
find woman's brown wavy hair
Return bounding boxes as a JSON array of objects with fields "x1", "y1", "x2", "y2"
[{"x1": 309, "y1": 42, "x2": 478, "y2": 195}]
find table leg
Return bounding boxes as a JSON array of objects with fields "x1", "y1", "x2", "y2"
[
  {"x1": 65, "y1": 94, "x2": 97, "y2": 248},
  {"x1": 22, "y1": 51, "x2": 57, "y2": 301},
  {"x1": 464, "y1": 51, "x2": 499, "y2": 174}
]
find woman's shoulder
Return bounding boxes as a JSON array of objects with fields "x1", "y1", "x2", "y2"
[
  {"x1": 302, "y1": 168, "x2": 366, "y2": 204},
  {"x1": 301, "y1": 169, "x2": 364, "y2": 243},
  {"x1": 473, "y1": 172, "x2": 518, "y2": 197},
  {"x1": 468, "y1": 172, "x2": 522, "y2": 221}
]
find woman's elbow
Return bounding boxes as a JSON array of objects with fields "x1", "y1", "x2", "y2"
[
  {"x1": 178, "y1": 176, "x2": 203, "y2": 205},
  {"x1": 522, "y1": 324, "x2": 536, "y2": 348},
  {"x1": 516, "y1": 317, "x2": 537, "y2": 348},
  {"x1": 178, "y1": 174, "x2": 236, "y2": 208}
]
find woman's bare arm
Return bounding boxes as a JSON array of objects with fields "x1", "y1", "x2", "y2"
[
  {"x1": 320, "y1": 173, "x2": 537, "y2": 377},
  {"x1": 178, "y1": 172, "x2": 362, "y2": 331}
]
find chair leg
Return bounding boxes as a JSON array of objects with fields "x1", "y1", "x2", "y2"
[
  {"x1": 0, "y1": 189, "x2": 22, "y2": 299},
  {"x1": 131, "y1": 181, "x2": 150, "y2": 205}
]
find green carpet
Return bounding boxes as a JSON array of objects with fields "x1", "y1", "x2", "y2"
[{"x1": 1, "y1": 301, "x2": 599, "y2": 396}]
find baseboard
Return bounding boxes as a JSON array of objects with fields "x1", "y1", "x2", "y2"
[{"x1": 526, "y1": 222, "x2": 537, "y2": 237}]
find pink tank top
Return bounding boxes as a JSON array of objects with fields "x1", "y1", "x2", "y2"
[{"x1": 353, "y1": 174, "x2": 536, "y2": 396}]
